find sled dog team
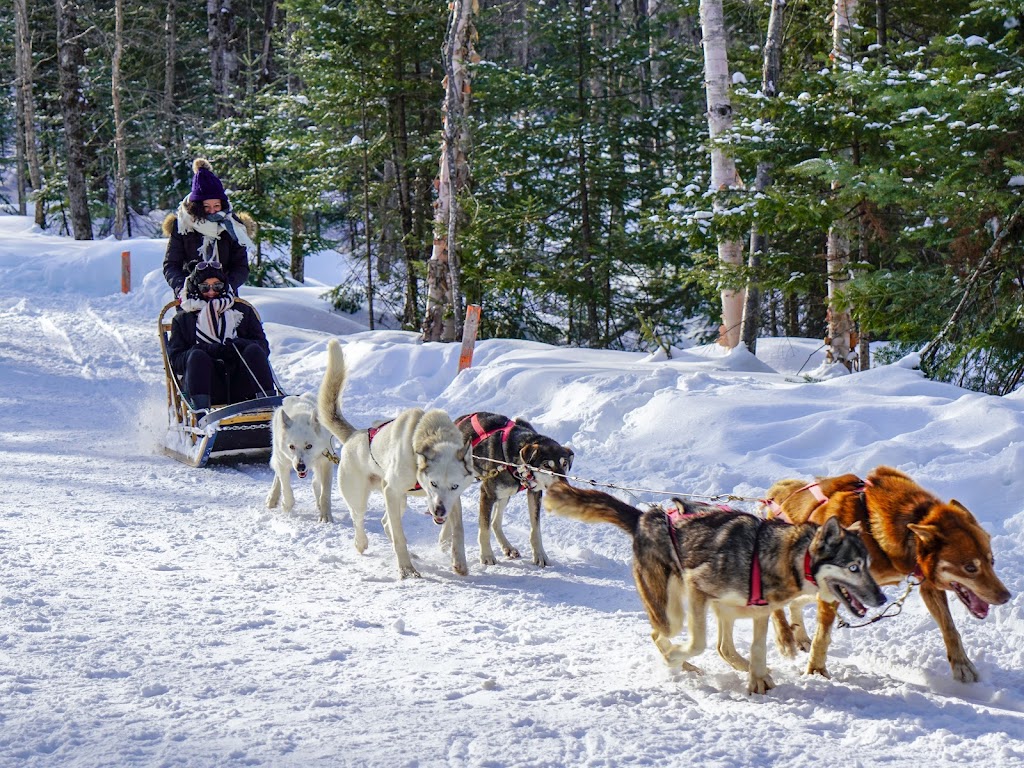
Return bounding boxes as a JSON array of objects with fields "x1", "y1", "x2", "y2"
[{"x1": 267, "y1": 339, "x2": 1011, "y2": 695}]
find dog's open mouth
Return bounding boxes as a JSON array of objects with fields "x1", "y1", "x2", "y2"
[
  {"x1": 296, "y1": 470, "x2": 308, "y2": 479},
  {"x1": 828, "y1": 580, "x2": 868, "y2": 618},
  {"x1": 952, "y1": 581, "x2": 990, "y2": 619}
]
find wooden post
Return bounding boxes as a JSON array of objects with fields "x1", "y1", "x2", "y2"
[
  {"x1": 120, "y1": 250, "x2": 131, "y2": 293},
  {"x1": 458, "y1": 304, "x2": 481, "y2": 372}
]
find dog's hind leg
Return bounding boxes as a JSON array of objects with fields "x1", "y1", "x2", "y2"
[
  {"x1": 919, "y1": 581, "x2": 978, "y2": 683},
  {"x1": 788, "y1": 600, "x2": 812, "y2": 653},
  {"x1": 638, "y1": 567, "x2": 699, "y2": 671},
  {"x1": 715, "y1": 606, "x2": 750, "y2": 672},
  {"x1": 771, "y1": 609, "x2": 799, "y2": 658},
  {"x1": 527, "y1": 490, "x2": 549, "y2": 567},
  {"x1": 747, "y1": 614, "x2": 776, "y2": 695}
]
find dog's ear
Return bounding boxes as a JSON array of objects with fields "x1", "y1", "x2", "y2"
[
  {"x1": 311, "y1": 412, "x2": 323, "y2": 435},
  {"x1": 819, "y1": 516, "x2": 844, "y2": 548},
  {"x1": 908, "y1": 522, "x2": 940, "y2": 549},
  {"x1": 843, "y1": 520, "x2": 863, "y2": 534},
  {"x1": 280, "y1": 410, "x2": 292, "y2": 429},
  {"x1": 948, "y1": 499, "x2": 976, "y2": 519},
  {"x1": 519, "y1": 443, "x2": 540, "y2": 466},
  {"x1": 560, "y1": 445, "x2": 574, "y2": 471},
  {"x1": 459, "y1": 444, "x2": 475, "y2": 474}
]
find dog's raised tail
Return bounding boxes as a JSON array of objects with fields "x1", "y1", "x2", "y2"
[
  {"x1": 317, "y1": 339, "x2": 358, "y2": 444},
  {"x1": 543, "y1": 481, "x2": 642, "y2": 536}
]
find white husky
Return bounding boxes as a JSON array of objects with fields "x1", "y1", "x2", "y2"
[
  {"x1": 317, "y1": 339, "x2": 475, "y2": 578},
  {"x1": 266, "y1": 393, "x2": 336, "y2": 523}
]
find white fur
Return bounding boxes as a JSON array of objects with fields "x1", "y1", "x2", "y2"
[
  {"x1": 317, "y1": 339, "x2": 475, "y2": 579},
  {"x1": 266, "y1": 393, "x2": 335, "y2": 523}
]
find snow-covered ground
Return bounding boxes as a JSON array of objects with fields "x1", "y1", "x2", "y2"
[{"x1": 1, "y1": 214, "x2": 1023, "y2": 767}]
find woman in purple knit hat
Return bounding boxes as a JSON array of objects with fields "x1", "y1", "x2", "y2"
[{"x1": 162, "y1": 158, "x2": 256, "y2": 298}]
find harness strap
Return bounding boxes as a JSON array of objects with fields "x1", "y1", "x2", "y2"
[
  {"x1": 803, "y1": 550, "x2": 816, "y2": 585},
  {"x1": 748, "y1": 520, "x2": 769, "y2": 606},
  {"x1": 457, "y1": 414, "x2": 530, "y2": 491}
]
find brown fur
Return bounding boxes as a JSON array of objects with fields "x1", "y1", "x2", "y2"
[
  {"x1": 161, "y1": 211, "x2": 257, "y2": 238},
  {"x1": 768, "y1": 465, "x2": 1011, "y2": 682}
]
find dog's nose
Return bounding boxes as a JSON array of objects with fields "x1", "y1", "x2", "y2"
[{"x1": 296, "y1": 462, "x2": 306, "y2": 473}]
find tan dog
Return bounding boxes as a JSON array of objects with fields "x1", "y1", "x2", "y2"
[{"x1": 764, "y1": 466, "x2": 1011, "y2": 682}]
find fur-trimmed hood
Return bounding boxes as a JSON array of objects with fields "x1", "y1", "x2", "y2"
[{"x1": 162, "y1": 210, "x2": 257, "y2": 239}]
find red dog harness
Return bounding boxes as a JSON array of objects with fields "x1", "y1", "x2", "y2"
[{"x1": 456, "y1": 414, "x2": 532, "y2": 491}]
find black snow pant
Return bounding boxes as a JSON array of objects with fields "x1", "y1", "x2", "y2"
[{"x1": 183, "y1": 345, "x2": 274, "y2": 406}]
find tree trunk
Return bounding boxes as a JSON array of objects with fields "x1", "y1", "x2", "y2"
[
  {"x1": 361, "y1": 108, "x2": 375, "y2": 331},
  {"x1": 422, "y1": 0, "x2": 476, "y2": 342},
  {"x1": 56, "y1": 0, "x2": 93, "y2": 240},
  {"x1": 699, "y1": 0, "x2": 744, "y2": 348},
  {"x1": 825, "y1": 0, "x2": 858, "y2": 369},
  {"x1": 259, "y1": 0, "x2": 278, "y2": 87},
  {"x1": 741, "y1": 0, "x2": 787, "y2": 353},
  {"x1": 290, "y1": 209, "x2": 305, "y2": 283},
  {"x1": 15, "y1": 0, "x2": 44, "y2": 226},
  {"x1": 112, "y1": 0, "x2": 128, "y2": 240},
  {"x1": 207, "y1": 0, "x2": 240, "y2": 119}
]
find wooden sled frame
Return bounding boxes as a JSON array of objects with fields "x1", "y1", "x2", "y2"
[{"x1": 159, "y1": 299, "x2": 286, "y2": 467}]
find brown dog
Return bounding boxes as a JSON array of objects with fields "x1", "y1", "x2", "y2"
[{"x1": 764, "y1": 466, "x2": 1011, "y2": 682}]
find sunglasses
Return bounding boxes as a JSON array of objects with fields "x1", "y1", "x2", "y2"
[
  {"x1": 195, "y1": 259, "x2": 222, "y2": 270},
  {"x1": 199, "y1": 281, "x2": 225, "y2": 293}
]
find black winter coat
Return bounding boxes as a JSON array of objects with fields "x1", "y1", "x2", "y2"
[
  {"x1": 162, "y1": 212, "x2": 252, "y2": 295},
  {"x1": 167, "y1": 300, "x2": 270, "y2": 376}
]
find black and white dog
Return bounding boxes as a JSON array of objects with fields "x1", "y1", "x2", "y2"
[{"x1": 449, "y1": 412, "x2": 574, "y2": 567}]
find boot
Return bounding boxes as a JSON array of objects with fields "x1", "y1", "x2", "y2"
[{"x1": 190, "y1": 393, "x2": 211, "y2": 411}]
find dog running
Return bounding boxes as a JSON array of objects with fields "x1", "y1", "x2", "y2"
[
  {"x1": 317, "y1": 339, "x2": 475, "y2": 578},
  {"x1": 453, "y1": 411, "x2": 574, "y2": 567},
  {"x1": 266, "y1": 393, "x2": 336, "y2": 523},
  {"x1": 763, "y1": 465, "x2": 1012, "y2": 682},
  {"x1": 543, "y1": 480, "x2": 885, "y2": 694}
]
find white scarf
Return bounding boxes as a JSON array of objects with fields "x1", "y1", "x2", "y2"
[
  {"x1": 191, "y1": 295, "x2": 242, "y2": 345},
  {"x1": 175, "y1": 196, "x2": 255, "y2": 264}
]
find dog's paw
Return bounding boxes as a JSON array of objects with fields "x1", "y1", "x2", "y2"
[
  {"x1": 951, "y1": 657, "x2": 980, "y2": 683},
  {"x1": 480, "y1": 552, "x2": 497, "y2": 566},
  {"x1": 354, "y1": 533, "x2": 368, "y2": 554},
  {"x1": 266, "y1": 497, "x2": 278, "y2": 509},
  {"x1": 533, "y1": 552, "x2": 550, "y2": 568},
  {"x1": 793, "y1": 627, "x2": 812, "y2": 652},
  {"x1": 503, "y1": 546, "x2": 521, "y2": 560},
  {"x1": 319, "y1": 510, "x2": 334, "y2": 524},
  {"x1": 748, "y1": 672, "x2": 776, "y2": 695},
  {"x1": 805, "y1": 662, "x2": 831, "y2": 679},
  {"x1": 452, "y1": 560, "x2": 469, "y2": 577},
  {"x1": 399, "y1": 565, "x2": 422, "y2": 579}
]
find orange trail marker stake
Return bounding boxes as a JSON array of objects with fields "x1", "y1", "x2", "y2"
[
  {"x1": 458, "y1": 304, "x2": 481, "y2": 372},
  {"x1": 121, "y1": 251, "x2": 131, "y2": 293}
]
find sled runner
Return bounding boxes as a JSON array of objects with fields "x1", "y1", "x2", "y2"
[{"x1": 158, "y1": 300, "x2": 286, "y2": 467}]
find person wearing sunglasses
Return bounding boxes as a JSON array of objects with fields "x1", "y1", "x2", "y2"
[
  {"x1": 166, "y1": 262, "x2": 274, "y2": 411},
  {"x1": 162, "y1": 158, "x2": 256, "y2": 299}
]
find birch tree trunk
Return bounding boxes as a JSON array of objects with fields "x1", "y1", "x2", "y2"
[
  {"x1": 56, "y1": 0, "x2": 93, "y2": 240},
  {"x1": 15, "y1": 0, "x2": 44, "y2": 227},
  {"x1": 741, "y1": 0, "x2": 787, "y2": 353},
  {"x1": 422, "y1": 0, "x2": 476, "y2": 343},
  {"x1": 699, "y1": 0, "x2": 744, "y2": 348},
  {"x1": 825, "y1": 0, "x2": 858, "y2": 369},
  {"x1": 112, "y1": 0, "x2": 128, "y2": 239},
  {"x1": 207, "y1": 0, "x2": 240, "y2": 120}
]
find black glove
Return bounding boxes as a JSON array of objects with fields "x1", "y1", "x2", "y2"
[
  {"x1": 202, "y1": 342, "x2": 230, "y2": 359},
  {"x1": 228, "y1": 337, "x2": 252, "y2": 351}
]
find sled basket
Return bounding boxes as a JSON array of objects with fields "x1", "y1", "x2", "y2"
[{"x1": 158, "y1": 299, "x2": 286, "y2": 467}]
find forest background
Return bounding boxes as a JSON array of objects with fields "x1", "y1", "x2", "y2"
[{"x1": 2, "y1": 0, "x2": 1023, "y2": 393}]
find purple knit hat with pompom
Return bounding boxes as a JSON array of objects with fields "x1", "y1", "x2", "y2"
[{"x1": 188, "y1": 158, "x2": 227, "y2": 203}]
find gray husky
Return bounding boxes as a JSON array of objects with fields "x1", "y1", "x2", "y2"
[
  {"x1": 453, "y1": 412, "x2": 574, "y2": 567},
  {"x1": 543, "y1": 481, "x2": 886, "y2": 694},
  {"x1": 317, "y1": 339, "x2": 475, "y2": 579}
]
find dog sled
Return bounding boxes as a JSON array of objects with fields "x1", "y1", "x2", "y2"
[{"x1": 158, "y1": 299, "x2": 286, "y2": 467}]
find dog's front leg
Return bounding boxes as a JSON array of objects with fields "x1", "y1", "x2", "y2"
[
  {"x1": 447, "y1": 497, "x2": 468, "y2": 576},
  {"x1": 278, "y1": 469, "x2": 295, "y2": 513},
  {"x1": 490, "y1": 496, "x2": 520, "y2": 561},
  {"x1": 383, "y1": 485, "x2": 419, "y2": 578},
  {"x1": 314, "y1": 461, "x2": 333, "y2": 523},
  {"x1": 266, "y1": 471, "x2": 282, "y2": 510},
  {"x1": 805, "y1": 598, "x2": 838, "y2": 678},
  {"x1": 789, "y1": 601, "x2": 812, "y2": 652},
  {"x1": 527, "y1": 490, "x2": 549, "y2": 567},
  {"x1": 748, "y1": 614, "x2": 776, "y2": 695},
  {"x1": 478, "y1": 487, "x2": 500, "y2": 564},
  {"x1": 771, "y1": 609, "x2": 799, "y2": 658},
  {"x1": 919, "y1": 582, "x2": 978, "y2": 682}
]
